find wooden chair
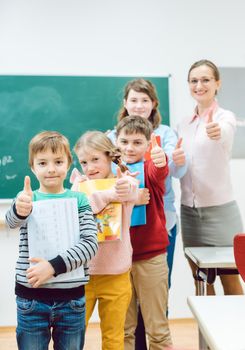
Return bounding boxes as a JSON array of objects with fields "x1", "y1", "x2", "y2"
[{"x1": 234, "y1": 233, "x2": 245, "y2": 282}]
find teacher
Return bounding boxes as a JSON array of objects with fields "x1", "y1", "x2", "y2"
[{"x1": 177, "y1": 59, "x2": 244, "y2": 295}]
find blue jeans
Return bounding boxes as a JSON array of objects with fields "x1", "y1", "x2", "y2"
[{"x1": 16, "y1": 296, "x2": 85, "y2": 350}]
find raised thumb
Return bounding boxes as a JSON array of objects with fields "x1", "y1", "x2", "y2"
[
  {"x1": 24, "y1": 176, "x2": 32, "y2": 194},
  {"x1": 116, "y1": 166, "x2": 123, "y2": 179},
  {"x1": 207, "y1": 109, "x2": 213, "y2": 123},
  {"x1": 151, "y1": 133, "x2": 158, "y2": 148},
  {"x1": 175, "y1": 137, "x2": 183, "y2": 149}
]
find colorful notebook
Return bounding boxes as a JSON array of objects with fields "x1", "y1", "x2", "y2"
[{"x1": 78, "y1": 178, "x2": 122, "y2": 242}]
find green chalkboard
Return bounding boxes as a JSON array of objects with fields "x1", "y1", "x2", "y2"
[{"x1": 0, "y1": 75, "x2": 169, "y2": 199}]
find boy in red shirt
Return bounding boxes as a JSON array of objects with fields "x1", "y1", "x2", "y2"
[{"x1": 116, "y1": 115, "x2": 172, "y2": 349}]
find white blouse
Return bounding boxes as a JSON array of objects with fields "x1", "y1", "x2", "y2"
[{"x1": 177, "y1": 103, "x2": 236, "y2": 208}]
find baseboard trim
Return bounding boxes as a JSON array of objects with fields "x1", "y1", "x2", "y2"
[{"x1": 0, "y1": 318, "x2": 197, "y2": 332}]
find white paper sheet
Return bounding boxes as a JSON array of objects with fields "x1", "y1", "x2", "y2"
[{"x1": 28, "y1": 198, "x2": 84, "y2": 284}]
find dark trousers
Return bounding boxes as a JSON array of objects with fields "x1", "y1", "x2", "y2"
[{"x1": 135, "y1": 307, "x2": 147, "y2": 350}]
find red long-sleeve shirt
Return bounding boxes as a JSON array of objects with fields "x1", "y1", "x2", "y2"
[{"x1": 130, "y1": 159, "x2": 169, "y2": 261}]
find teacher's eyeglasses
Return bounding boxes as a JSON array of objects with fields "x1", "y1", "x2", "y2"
[{"x1": 188, "y1": 77, "x2": 215, "y2": 86}]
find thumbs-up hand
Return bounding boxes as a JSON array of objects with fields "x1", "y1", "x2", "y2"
[
  {"x1": 16, "y1": 176, "x2": 33, "y2": 217},
  {"x1": 206, "y1": 110, "x2": 221, "y2": 140},
  {"x1": 115, "y1": 167, "x2": 132, "y2": 197},
  {"x1": 150, "y1": 134, "x2": 166, "y2": 168},
  {"x1": 172, "y1": 137, "x2": 186, "y2": 167}
]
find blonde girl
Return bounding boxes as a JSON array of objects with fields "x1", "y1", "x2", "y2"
[{"x1": 71, "y1": 131, "x2": 138, "y2": 350}]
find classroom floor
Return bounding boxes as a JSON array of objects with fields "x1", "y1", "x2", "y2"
[{"x1": 0, "y1": 318, "x2": 198, "y2": 350}]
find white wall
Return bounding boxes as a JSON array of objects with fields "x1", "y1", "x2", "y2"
[{"x1": 1, "y1": 0, "x2": 245, "y2": 326}]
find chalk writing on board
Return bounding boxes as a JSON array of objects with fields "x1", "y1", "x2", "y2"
[
  {"x1": 0, "y1": 155, "x2": 17, "y2": 181},
  {"x1": 6, "y1": 174, "x2": 17, "y2": 180},
  {"x1": 0, "y1": 155, "x2": 14, "y2": 167}
]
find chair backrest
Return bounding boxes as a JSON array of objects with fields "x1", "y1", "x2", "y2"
[{"x1": 234, "y1": 233, "x2": 245, "y2": 282}]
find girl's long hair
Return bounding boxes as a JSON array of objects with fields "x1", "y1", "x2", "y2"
[
  {"x1": 117, "y1": 78, "x2": 162, "y2": 129},
  {"x1": 74, "y1": 131, "x2": 128, "y2": 172}
]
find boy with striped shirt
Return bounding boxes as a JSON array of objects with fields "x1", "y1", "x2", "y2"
[{"x1": 5, "y1": 131, "x2": 98, "y2": 350}]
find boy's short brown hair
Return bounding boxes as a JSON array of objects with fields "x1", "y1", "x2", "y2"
[
  {"x1": 29, "y1": 131, "x2": 73, "y2": 167},
  {"x1": 116, "y1": 115, "x2": 153, "y2": 141}
]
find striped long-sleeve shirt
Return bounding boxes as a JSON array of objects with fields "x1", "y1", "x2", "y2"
[{"x1": 5, "y1": 189, "x2": 98, "y2": 300}]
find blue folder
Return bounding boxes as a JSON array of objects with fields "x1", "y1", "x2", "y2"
[{"x1": 112, "y1": 161, "x2": 146, "y2": 226}]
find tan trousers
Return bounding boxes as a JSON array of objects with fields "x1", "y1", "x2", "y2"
[{"x1": 124, "y1": 253, "x2": 172, "y2": 350}]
